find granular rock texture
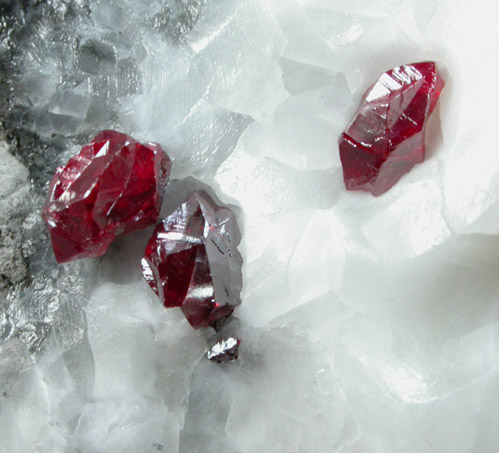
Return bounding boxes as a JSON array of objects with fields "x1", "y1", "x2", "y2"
[{"x1": 0, "y1": 141, "x2": 29, "y2": 292}]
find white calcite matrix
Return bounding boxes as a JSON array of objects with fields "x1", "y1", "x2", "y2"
[{"x1": 0, "y1": 0, "x2": 498, "y2": 452}]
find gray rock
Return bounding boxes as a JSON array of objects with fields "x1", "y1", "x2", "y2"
[{"x1": 0, "y1": 140, "x2": 29, "y2": 292}]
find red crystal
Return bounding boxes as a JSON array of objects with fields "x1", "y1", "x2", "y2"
[
  {"x1": 339, "y1": 62, "x2": 444, "y2": 196},
  {"x1": 141, "y1": 191, "x2": 242, "y2": 330},
  {"x1": 43, "y1": 130, "x2": 171, "y2": 263}
]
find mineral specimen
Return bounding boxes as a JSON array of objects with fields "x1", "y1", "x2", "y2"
[
  {"x1": 206, "y1": 337, "x2": 241, "y2": 363},
  {"x1": 43, "y1": 130, "x2": 171, "y2": 263},
  {"x1": 141, "y1": 191, "x2": 242, "y2": 329},
  {"x1": 339, "y1": 62, "x2": 444, "y2": 196}
]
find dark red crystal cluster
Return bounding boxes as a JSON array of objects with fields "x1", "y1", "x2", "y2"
[
  {"x1": 43, "y1": 131, "x2": 244, "y2": 335},
  {"x1": 43, "y1": 130, "x2": 171, "y2": 263},
  {"x1": 339, "y1": 62, "x2": 444, "y2": 196},
  {"x1": 141, "y1": 191, "x2": 243, "y2": 330}
]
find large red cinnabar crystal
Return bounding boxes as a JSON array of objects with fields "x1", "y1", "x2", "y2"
[
  {"x1": 339, "y1": 62, "x2": 444, "y2": 196},
  {"x1": 43, "y1": 130, "x2": 171, "y2": 263}
]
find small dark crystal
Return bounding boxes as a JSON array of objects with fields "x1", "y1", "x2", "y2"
[{"x1": 206, "y1": 337, "x2": 241, "y2": 363}]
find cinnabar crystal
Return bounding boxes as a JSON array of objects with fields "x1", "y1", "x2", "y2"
[
  {"x1": 339, "y1": 62, "x2": 444, "y2": 196},
  {"x1": 141, "y1": 191, "x2": 243, "y2": 330},
  {"x1": 43, "y1": 130, "x2": 171, "y2": 263}
]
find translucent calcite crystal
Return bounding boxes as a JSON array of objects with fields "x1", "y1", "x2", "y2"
[
  {"x1": 43, "y1": 130, "x2": 171, "y2": 263},
  {"x1": 339, "y1": 62, "x2": 444, "y2": 196},
  {"x1": 141, "y1": 191, "x2": 243, "y2": 329}
]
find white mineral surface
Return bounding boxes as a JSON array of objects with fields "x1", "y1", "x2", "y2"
[{"x1": 1, "y1": 0, "x2": 498, "y2": 452}]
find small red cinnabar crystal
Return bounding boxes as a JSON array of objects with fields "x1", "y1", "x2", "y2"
[
  {"x1": 339, "y1": 62, "x2": 444, "y2": 196},
  {"x1": 141, "y1": 191, "x2": 242, "y2": 330},
  {"x1": 43, "y1": 130, "x2": 171, "y2": 263}
]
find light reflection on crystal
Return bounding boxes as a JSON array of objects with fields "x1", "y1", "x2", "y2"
[
  {"x1": 339, "y1": 62, "x2": 444, "y2": 196},
  {"x1": 142, "y1": 191, "x2": 242, "y2": 329},
  {"x1": 206, "y1": 337, "x2": 240, "y2": 363},
  {"x1": 42, "y1": 130, "x2": 171, "y2": 263}
]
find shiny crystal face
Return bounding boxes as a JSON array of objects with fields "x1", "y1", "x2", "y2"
[
  {"x1": 206, "y1": 337, "x2": 241, "y2": 363},
  {"x1": 141, "y1": 190, "x2": 243, "y2": 329},
  {"x1": 339, "y1": 62, "x2": 444, "y2": 196},
  {"x1": 43, "y1": 130, "x2": 171, "y2": 263}
]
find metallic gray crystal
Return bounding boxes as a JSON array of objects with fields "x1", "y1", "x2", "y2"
[{"x1": 206, "y1": 337, "x2": 241, "y2": 363}]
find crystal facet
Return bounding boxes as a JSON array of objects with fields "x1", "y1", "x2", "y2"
[
  {"x1": 339, "y1": 62, "x2": 444, "y2": 196},
  {"x1": 206, "y1": 337, "x2": 241, "y2": 363},
  {"x1": 141, "y1": 191, "x2": 243, "y2": 329},
  {"x1": 43, "y1": 130, "x2": 171, "y2": 263}
]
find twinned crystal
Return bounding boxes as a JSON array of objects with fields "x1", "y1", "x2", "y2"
[
  {"x1": 339, "y1": 62, "x2": 444, "y2": 196},
  {"x1": 141, "y1": 191, "x2": 242, "y2": 329},
  {"x1": 43, "y1": 130, "x2": 171, "y2": 263}
]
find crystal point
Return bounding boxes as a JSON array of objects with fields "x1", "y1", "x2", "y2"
[
  {"x1": 339, "y1": 62, "x2": 444, "y2": 196},
  {"x1": 206, "y1": 337, "x2": 241, "y2": 363},
  {"x1": 141, "y1": 191, "x2": 243, "y2": 329},
  {"x1": 43, "y1": 130, "x2": 171, "y2": 263}
]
